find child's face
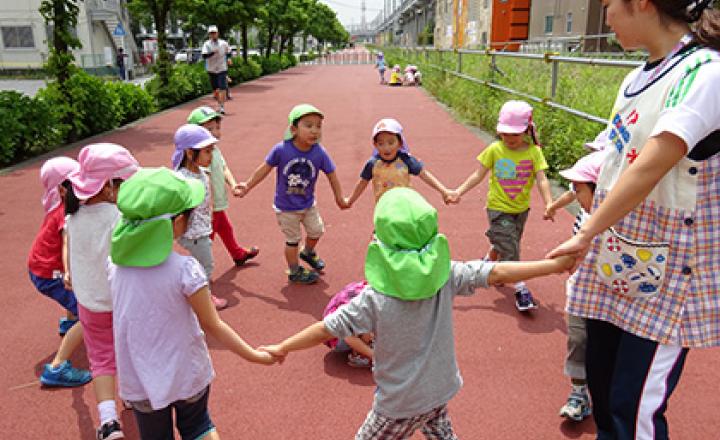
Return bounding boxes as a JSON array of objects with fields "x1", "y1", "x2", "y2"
[
  {"x1": 374, "y1": 132, "x2": 401, "y2": 161},
  {"x1": 499, "y1": 132, "x2": 527, "y2": 150},
  {"x1": 602, "y1": 0, "x2": 643, "y2": 52},
  {"x1": 574, "y1": 182, "x2": 595, "y2": 213},
  {"x1": 201, "y1": 118, "x2": 221, "y2": 139},
  {"x1": 187, "y1": 145, "x2": 214, "y2": 168},
  {"x1": 291, "y1": 114, "x2": 323, "y2": 148}
]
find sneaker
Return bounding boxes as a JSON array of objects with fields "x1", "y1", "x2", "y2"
[
  {"x1": 211, "y1": 294, "x2": 228, "y2": 310},
  {"x1": 40, "y1": 361, "x2": 92, "y2": 387},
  {"x1": 58, "y1": 317, "x2": 78, "y2": 336},
  {"x1": 514, "y1": 285, "x2": 538, "y2": 312},
  {"x1": 96, "y1": 419, "x2": 124, "y2": 440},
  {"x1": 234, "y1": 246, "x2": 260, "y2": 266},
  {"x1": 299, "y1": 249, "x2": 326, "y2": 271},
  {"x1": 218, "y1": 106, "x2": 226, "y2": 115},
  {"x1": 347, "y1": 353, "x2": 371, "y2": 368},
  {"x1": 559, "y1": 389, "x2": 592, "y2": 422},
  {"x1": 287, "y1": 266, "x2": 319, "y2": 284}
]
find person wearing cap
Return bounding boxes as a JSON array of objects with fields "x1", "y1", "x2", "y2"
[
  {"x1": 261, "y1": 188, "x2": 573, "y2": 438},
  {"x1": 172, "y1": 124, "x2": 229, "y2": 310},
  {"x1": 64, "y1": 143, "x2": 139, "y2": 440},
  {"x1": 201, "y1": 25, "x2": 232, "y2": 114},
  {"x1": 108, "y1": 168, "x2": 277, "y2": 440},
  {"x1": 237, "y1": 104, "x2": 347, "y2": 284},
  {"x1": 543, "y1": 148, "x2": 607, "y2": 422},
  {"x1": 375, "y1": 51, "x2": 386, "y2": 84},
  {"x1": 546, "y1": 2, "x2": 720, "y2": 438},
  {"x1": 388, "y1": 65, "x2": 402, "y2": 86},
  {"x1": 344, "y1": 118, "x2": 452, "y2": 207},
  {"x1": 187, "y1": 106, "x2": 260, "y2": 268},
  {"x1": 28, "y1": 157, "x2": 92, "y2": 388},
  {"x1": 452, "y1": 100, "x2": 554, "y2": 312}
]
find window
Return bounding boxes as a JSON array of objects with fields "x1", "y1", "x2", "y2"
[
  {"x1": 544, "y1": 16, "x2": 553, "y2": 34},
  {"x1": 2, "y1": 26, "x2": 35, "y2": 48},
  {"x1": 566, "y1": 12, "x2": 573, "y2": 33},
  {"x1": 484, "y1": 0, "x2": 489, "y2": 8}
]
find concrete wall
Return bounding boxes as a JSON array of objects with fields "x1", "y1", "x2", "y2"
[
  {"x1": 528, "y1": 0, "x2": 592, "y2": 40},
  {"x1": 434, "y1": 0, "x2": 492, "y2": 50}
]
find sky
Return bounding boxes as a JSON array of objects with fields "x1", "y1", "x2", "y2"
[{"x1": 319, "y1": 0, "x2": 386, "y2": 27}]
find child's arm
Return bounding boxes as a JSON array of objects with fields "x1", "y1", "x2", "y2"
[
  {"x1": 456, "y1": 166, "x2": 490, "y2": 197},
  {"x1": 535, "y1": 170, "x2": 554, "y2": 220},
  {"x1": 189, "y1": 286, "x2": 278, "y2": 365},
  {"x1": 488, "y1": 256, "x2": 575, "y2": 285},
  {"x1": 544, "y1": 190, "x2": 576, "y2": 221},
  {"x1": 222, "y1": 164, "x2": 241, "y2": 197},
  {"x1": 344, "y1": 335, "x2": 374, "y2": 359},
  {"x1": 237, "y1": 162, "x2": 273, "y2": 197},
  {"x1": 345, "y1": 179, "x2": 369, "y2": 208},
  {"x1": 62, "y1": 231, "x2": 72, "y2": 290},
  {"x1": 261, "y1": 321, "x2": 334, "y2": 358},
  {"x1": 325, "y1": 171, "x2": 349, "y2": 209},
  {"x1": 418, "y1": 169, "x2": 451, "y2": 200}
]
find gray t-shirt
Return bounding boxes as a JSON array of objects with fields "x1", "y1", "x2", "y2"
[
  {"x1": 323, "y1": 260, "x2": 495, "y2": 419},
  {"x1": 201, "y1": 38, "x2": 229, "y2": 73}
]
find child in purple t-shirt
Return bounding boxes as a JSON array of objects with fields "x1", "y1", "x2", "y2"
[{"x1": 238, "y1": 104, "x2": 347, "y2": 284}]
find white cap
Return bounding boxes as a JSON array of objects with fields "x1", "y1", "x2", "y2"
[{"x1": 207, "y1": 25, "x2": 218, "y2": 34}]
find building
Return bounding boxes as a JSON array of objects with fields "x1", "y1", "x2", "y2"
[
  {"x1": 372, "y1": 0, "x2": 436, "y2": 47},
  {"x1": 434, "y1": 0, "x2": 500, "y2": 50},
  {"x1": 527, "y1": 0, "x2": 610, "y2": 52},
  {"x1": 0, "y1": 0, "x2": 138, "y2": 74}
]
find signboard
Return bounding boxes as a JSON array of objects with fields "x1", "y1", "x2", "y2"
[{"x1": 113, "y1": 23, "x2": 126, "y2": 37}]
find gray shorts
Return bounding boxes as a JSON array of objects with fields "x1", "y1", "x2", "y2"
[
  {"x1": 355, "y1": 405, "x2": 458, "y2": 440},
  {"x1": 178, "y1": 236, "x2": 214, "y2": 279},
  {"x1": 485, "y1": 208, "x2": 529, "y2": 262},
  {"x1": 564, "y1": 313, "x2": 587, "y2": 380}
]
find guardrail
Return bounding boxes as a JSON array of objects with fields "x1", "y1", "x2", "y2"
[{"x1": 304, "y1": 51, "x2": 374, "y2": 65}]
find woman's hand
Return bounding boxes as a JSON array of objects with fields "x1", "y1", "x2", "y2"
[{"x1": 545, "y1": 232, "x2": 593, "y2": 273}]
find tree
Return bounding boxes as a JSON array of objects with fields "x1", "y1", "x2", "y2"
[
  {"x1": 39, "y1": 0, "x2": 81, "y2": 87},
  {"x1": 128, "y1": 0, "x2": 173, "y2": 101}
]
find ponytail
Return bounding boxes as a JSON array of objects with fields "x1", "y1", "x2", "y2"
[
  {"x1": 694, "y1": 7, "x2": 720, "y2": 51},
  {"x1": 62, "y1": 180, "x2": 81, "y2": 215}
]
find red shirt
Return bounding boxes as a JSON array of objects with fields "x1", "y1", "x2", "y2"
[{"x1": 28, "y1": 204, "x2": 65, "y2": 279}]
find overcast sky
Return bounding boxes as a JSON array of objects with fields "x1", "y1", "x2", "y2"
[{"x1": 319, "y1": 0, "x2": 386, "y2": 26}]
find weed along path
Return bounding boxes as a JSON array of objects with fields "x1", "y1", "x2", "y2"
[{"x1": 2, "y1": 63, "x2": 719, "y2": 439}]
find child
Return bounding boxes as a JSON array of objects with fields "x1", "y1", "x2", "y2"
[
  {"x1": 29, "y1": 157, "x2": 91, "y2": 388},
  {"x1": 547, "y1": 2, "x2": 720, "y2": 438},
  {"x1": 404, "y1": 65, "x2": 416, "y2": 86},
  {"x1": 262, "y1": 188, "x2": 574, "y2": 438},
  {"x1": 388, "y1": 65, "x2": 402, "y2": 87},
  {"x1": 187, "y1": 106, "x2": 260, "y2": 267},
  {"x1": 65, "y1": 143, "x2": 139, "y2": 439},
  {"x1": 322, "y1": 281, "x2": 374, "y2": 368},
  {"x1": 237, "y1": 104, "x2": 347, "y2": 284},
  {"x1": 452, "y1": 100, "x2": 553, "y2": 312},
  {"x1": 413, "y1": 66, "x2": 423, "y2": 86},
  {"x1": 109, "y1": 167, "x2": 277, "y2": 440},
  {"x1": 345, "y1": 118, "x2": 452, "y2": 206},
  {"x1": 544, "y1": 148, "x2": 607, "y2": 422},
  {"x1": 375, "y1": 51, "x2": 387, "y2": 84},
  {"x1": 172, "y1": 123, "x2": 228, "y2": 310}
]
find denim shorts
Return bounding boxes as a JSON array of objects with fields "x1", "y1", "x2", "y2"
[
  {"x1": 29, "y1": 271, "x2": 78, "y2": 316},
  {"x1": 131, "y1": 386, "x2": 215, "y2": 440},
  {"x1": 208, "y1": 71, "x2": 228, "y2": 90}
]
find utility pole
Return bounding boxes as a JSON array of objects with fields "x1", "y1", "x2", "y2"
[{"x1": 362, "y1": 0, "x2": 367, "y2": 31}]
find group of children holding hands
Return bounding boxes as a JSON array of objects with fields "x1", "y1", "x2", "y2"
[{"x1": 27, "y1": 2, "x2": 720, "y2": 437}]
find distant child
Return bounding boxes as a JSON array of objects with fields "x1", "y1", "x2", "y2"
[
  {"x1": 262, "y1": 188, "x2": 573, "y2": 438},
  {"x1": 322, "y1": 281, "x2": 374, "y2": 368},
  {"x1": 345, "y1": 118, "x2": 452, "y2": 206},
  {"x1": 187, "y1": 106, "x2": 260, "y2": 267},
  {"x1": 172, "y1": 123, "x2": 228, "y2": 310},
  {"x1": 414, "y1": 66, "x2": 423, "y2": 86},
  {"x1": 404, "y1": 65, "x2": 416, "y2": 86},
  {"x1": 65, "y1": 143, "x2": 139, "y2": 440},
  {"x1": 544, "y1": 146, "x2": 607, "y2": 422},
  {"x1": 375, "y1": 51, "x2": 387, "y2": 84},
  {"x1": 28, "y1": 157, "x2": 91, "y2": 388},
  {"x1": 109, "y1": 168, "x2": 277, "y2": 440},
  {"x1": 388, "y1": 65, "x2": 402, "y2": 87},
  {"x1": 451, "y1": 100, "x2": 553, "y2": 312},
  {"x1": 237, "y1": 104, "x2": 347, "y2": 284}
]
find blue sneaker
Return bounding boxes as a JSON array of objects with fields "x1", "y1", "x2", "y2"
[
  {"x1": 58, "y1": 317, "x2": 78, "y2": 336},
  {"x1": 40, "y1": 361, "x2": 92, "y2": 387},
  {"x1": 299, "y1": 249, "x2": 326, "y2": 271}
]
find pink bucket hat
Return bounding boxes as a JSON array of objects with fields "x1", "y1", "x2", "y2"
[
  {"x1": 497, "y1": 100, "x2": 534, "y2": 134},
  {"x1": 69, "y1": 143, "x2": 139, "y2": 200},
  {"x1": 40, "y1": 156, "x2": 79, "y2": 213},
  {"x1": 171, "y1": 124, "x2": 218, "y2": 170},
  {"x1": 559, "y1": 150, "x2": 608, "y2": 184},
  {"x1": 372, "y1": 118, "x2": 409, "y2": 153},
  {"x1": 584, "y1": 128, "x2": 610, "y2": 151}
]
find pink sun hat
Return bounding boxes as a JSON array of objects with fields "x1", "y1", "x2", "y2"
[
  {"x1": 69, "y1": 143, "x2": 139, "y2": 200},
  {"x1": 559, "y1": 150, "x2": 608, "y2": 184},
  {"x1": 584, "y1": 128, "x2": 611, "y2": 151},
  {"x1": 40, "y1": 156, "x2": 79, "y2": 213},
  {"x1": 372, "y1": 118, "x2": 409, "y2": 153},
  {"x1": 496, "y1": 100, "x2": 534, "y2": 134},
  {"x1": 172, "y1": 124, "x2": 218, "y2": 170}
]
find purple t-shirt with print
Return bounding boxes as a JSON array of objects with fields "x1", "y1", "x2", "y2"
[{"x1": 265, "y1": 140, "x2": 336, "y2": 211}]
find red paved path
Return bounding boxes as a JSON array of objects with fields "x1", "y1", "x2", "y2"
[{"x1": 1, "y1": 63, "x2": 719, "y2": 439}]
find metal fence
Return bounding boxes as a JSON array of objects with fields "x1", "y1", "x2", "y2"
[
  {"x1": 400, "y1": 47, "x2": 643, "y2": 125},
  {"x1": 304, "y1": 50, "x2": 374, "y2": 65}
]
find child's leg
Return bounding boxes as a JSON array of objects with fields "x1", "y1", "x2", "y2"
[
  {"x1": 299, "y1": 206, "x2": 326, "y2": 271},
  {"x1": 560, "y1": 315, "x2": 591, "y2": 421},
  {"x1": 277, "y1": 211, "x2": 318, "y2": 283},
  {"x1": 50, "y1": 323, "x2": 84, "y2": 368},
  {"x1": 419, "y1": 405, "x2": 459, "y2": 440},
  {"x1": 212, "y1": 210, "x2": 256, "y2": 262},
  {"x1": 174, "y1": 386, "x2": 217, "y2": 440},
  {"x1": 131, "y1": 403, "x2": 174, "y2": 439}
]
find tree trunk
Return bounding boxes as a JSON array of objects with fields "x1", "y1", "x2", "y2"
[
  {"x1": 241, "y1": 23, "x2": 249, "y2": 62},
  {"x1": 278, "y1": 35, "x2": 287, "y2": 58},
  {"x1": 302, "y1": 32, "x2": 307, "y2": 53},
  {"x1": 153, "y1": 2, "x2": 172, "y2": 98},
  {"x1": 265, "y1": 27, "x2": 275, "y2": 57},
  {"x1": 53, "y1": 0, "x2": 70, "y2": 85}
]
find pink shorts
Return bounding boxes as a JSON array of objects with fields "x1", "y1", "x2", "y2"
[{"x1": 78, "y1": 304, "x2": 116, "y2": 377}]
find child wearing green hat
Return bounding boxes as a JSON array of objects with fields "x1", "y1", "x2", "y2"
[
  {"x1": 187, "y1": 106, "x2": 260, "y2": 267},
  {"x1": 261, "y1": 187, "x2": 573, "y2": 439},
  {"x1": 237, "y1": 104, "x2": 347, "y2": 284},
  {"x1": 109, "y1": 167, "x2": 277, "y2": 440}
]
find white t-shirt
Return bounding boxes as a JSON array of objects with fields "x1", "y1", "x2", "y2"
[
  {"x1": 66, "y1": 203, "x2": 120, "y2": 312},
  {"x1": 110, "y1": 252, "x2": 213, "y2": 409},
  {"x1": 201, "y1": 38, "x2": 229, "y2": 73}
]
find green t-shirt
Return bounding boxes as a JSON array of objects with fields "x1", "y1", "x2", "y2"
[
  {"x1": 210, "y1": 147, "x2": 228, "y2": 212},
  {"x1": 477, "y1": 140, "x2": 548, "y2": 214}
]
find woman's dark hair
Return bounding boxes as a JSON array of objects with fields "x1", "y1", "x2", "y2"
[
  {"x1": 62, "y1": 180, "x2": 81, "y2": 215},
  {"x1": 632, "y1": 1, "x2": 720, "y2": 50}
]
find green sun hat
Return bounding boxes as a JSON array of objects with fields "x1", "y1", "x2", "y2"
[
  {"x1": 187, "y1": 106, "x2": 222, "y2": 125},
  {"x1": 111, "y1": 167, "x2": 205, "y2": 267},
  {"x1": 283, "y1": 103, "x2": 324, "y2": 140},
  {"x1": 365, "y1": 188, "x2": 451, "y2": 301}
]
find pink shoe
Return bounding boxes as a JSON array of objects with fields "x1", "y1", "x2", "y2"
[{"x1": 211, "y1": 294, "x2": 228, "y2": 310}]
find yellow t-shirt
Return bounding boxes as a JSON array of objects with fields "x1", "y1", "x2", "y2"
[
  {"x1": 477, "y1": 140, "x2": 548, "y2": 213},
  {"x1": 389, "y1": 71, "x2": 402, "y2": 84}
]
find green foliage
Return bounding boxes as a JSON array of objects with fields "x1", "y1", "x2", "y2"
[
  {"x1": 281, "y1": 54, "x2": 297, "y2": 69},
  {"x1": 145, "y1": 63, "x2": 212, "y2": 109},
  {"x1": 39, "y1": 0, "x2": 81, "y2": 85},
  {"x1": 228, "y1": 58, "x2": 262, "y2": 82},
  {"x1": 106, "y1": 81, "x2": 157, "y2": 125},
  {"x1": 254, "y1": 54, "x2": 283, "y2": 75}
]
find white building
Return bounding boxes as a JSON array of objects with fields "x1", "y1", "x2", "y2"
[{"x1": 0, "y1": 0, "x2": 137, "y2": 74}]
